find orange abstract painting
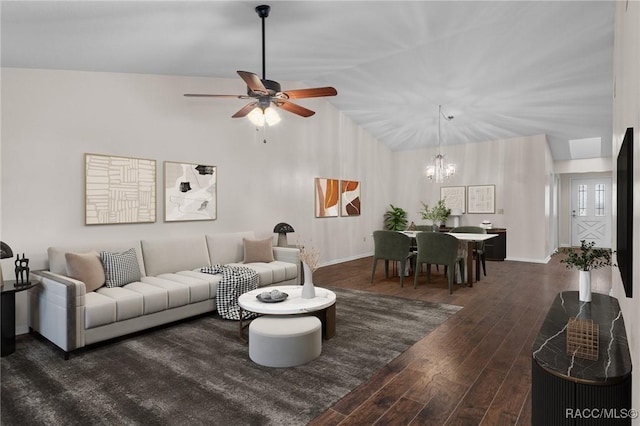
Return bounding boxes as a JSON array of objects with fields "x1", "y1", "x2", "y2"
[
  {"x1": 340, "y1": 180, "x2": 361, "y2": 216},
  {"x1": 315, "y1": 178, "x2": 339, "y2": 217}
]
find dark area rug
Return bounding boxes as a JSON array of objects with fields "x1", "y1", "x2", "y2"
[{"x1": 1, "y1": 288, "x2": 460, "y2": 426}]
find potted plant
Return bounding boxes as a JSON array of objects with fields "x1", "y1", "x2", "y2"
[
  {"x1": 419, "y1": 199, "x2": 451, "y2": 231},
  {"x1": 554, "y1": 240, "x2": 615, "y2": 302},
  {"x1": 384, "y1": 204, "x2": 408, "y2": 231}
]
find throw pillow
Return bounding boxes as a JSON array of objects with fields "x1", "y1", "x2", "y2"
[
  {"x1": 243, "y1": 237, "x2": 275, "y2": 263},
  {"x1": 65, "y1": 250, "x2": 105, "y2": 292},
  {"x1": 100, "y1": 248, "x2": 141, "y2": 288}
]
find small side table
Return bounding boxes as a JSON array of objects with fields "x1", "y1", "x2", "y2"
[{"x1": 1, "y1": 280, "x2": 37, "y2": 357}]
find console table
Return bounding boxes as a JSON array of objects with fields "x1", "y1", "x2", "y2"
[{"x1": 531, "y1": 291, "x2": 632, "y2": 425}]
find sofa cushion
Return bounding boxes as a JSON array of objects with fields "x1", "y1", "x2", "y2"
[
  {"x1": 206, "y1": 232, "x2": 255, "y2": 265},
  {"x1": 123, "y1": 282, "x2": 168, "y2": 314},
  {"x1": 85, "y1": 292, "x2": 116, "y2": 329},
  {"x1": 65, "y1": 250, "x2": 105, "y2": 292},
  {"x1": 95, "y1": 287, "x2": 144, "y2": 321},
  {"x1": 141, "y1": 277, "x2": 190, "y2": 308},
  {"x1": 177, "y1": 270, "x2": 222, "y2": 296},
  {"x1": 100, "y1": 248, "x2": 142, "y2": 288},
  {"x1": 141, "y1": 236, "x2": 210, "y2": 277},
  {"x1": 243, "y1": 237, "x2": 275, "y2": 263},
  {"x1": 156, "y1": 273, "x2": 210, "y2": 303}
]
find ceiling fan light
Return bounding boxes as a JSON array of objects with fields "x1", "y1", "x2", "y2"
[
  {"x1": 248, "y1": 107, "x2": 266, "y2": 127},
  {"x1": 264, "y1": 107, "x2": 281, "y2": 126}
]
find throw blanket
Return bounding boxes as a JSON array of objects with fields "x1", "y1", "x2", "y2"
[{"x1": 200, "y1": 265, "x2": 259, "y2": 320}]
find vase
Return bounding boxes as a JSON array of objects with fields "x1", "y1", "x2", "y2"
[
  {"x1": 432, "y1": 222, "x2": 440, "y2": 232},
  {"x1": 302, "y1": 262, "x2": 316, "y2": 299},
  {"x1": 579, "y1": 270, "x2": 591, "y2": 302}
]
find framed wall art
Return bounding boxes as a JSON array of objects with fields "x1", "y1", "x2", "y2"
[
  {"x1": 340, "y1": 180, "x2": 361, "y2": 216},
  {"x1": 467, "y1": 184, "x2": 496, "y2": 214},
  {"x1": 315, "y1": 178, "x2": 339, "y2": 218},
  {"x1": 440, "y1": 186, "x2": 466, "y2": 213},
  {"x1": 85, "y1": 153, "x2": 156, "y2": 225},
  {"x1": 164, "y1": 161, "x2": 217, "y2": 222}
]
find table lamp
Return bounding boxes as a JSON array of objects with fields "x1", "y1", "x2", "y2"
[
  {"x1": 273, "y1": 223, "x2": 295, "y2": 247},
  {"x1": 0, "y1": 241, "x2": 14, "y2": 286}
]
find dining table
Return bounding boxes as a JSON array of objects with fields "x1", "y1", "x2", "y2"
[{"x1": 402, "y1": 231, "x2": 498, "y2": 287}]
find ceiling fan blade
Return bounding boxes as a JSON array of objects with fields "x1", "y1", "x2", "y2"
[
  {"x1": 281, "y1": 87, "x2": 337, "y2": 100},
  {"x1": 275, "y1": 100, "x2": 315, "y2": 117},
  {"x1": 232, "y1": 102, "x2": 258, "y2": 118},
  {"x1": 184, "y1": 94, "x2": 249, "y2": 99},
  {"x1": 237, "y1": 71, "x2": 268, "y2": 95}
]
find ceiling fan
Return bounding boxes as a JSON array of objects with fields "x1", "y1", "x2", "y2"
[{"x1": 184, "y1": 4, "x2": 337, "y2": 126}]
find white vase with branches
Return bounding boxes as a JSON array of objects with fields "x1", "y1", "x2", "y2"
[{"x1": 299, "y1": 245, "x2": 320, "y2": 299}]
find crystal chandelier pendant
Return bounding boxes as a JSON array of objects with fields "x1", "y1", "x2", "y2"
[{"x1": 426, "y1": 105, "x2": 455, "y2": 183}]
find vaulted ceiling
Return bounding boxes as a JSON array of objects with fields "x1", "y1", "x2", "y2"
[{"x1": 1, "y1": 1, "x2": 615, "y2": 160}]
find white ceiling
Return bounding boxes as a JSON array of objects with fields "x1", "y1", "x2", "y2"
[{"x1": 1, "y1": 1, "x2": 615, "y2": 160}]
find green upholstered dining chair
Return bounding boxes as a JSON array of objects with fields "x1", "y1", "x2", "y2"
[
  {"x1": 451, "y1": 226, "x2": 487, "y2": 281},
  {"x1": 414, "y1": 225, "x2": 435, "y2": 232},
  {"x1": 371, "y1": 230, "x2": 415, "y2": 288},
  {"x1": 413, "y1": 232, "x2": 465, "y2": 294}
]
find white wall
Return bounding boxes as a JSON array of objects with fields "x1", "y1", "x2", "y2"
[
  {"x1": 393, "y1": 134, "x2": 555, "y2": 262},
  {"x1": 0, "y1": 68, "x2": 394, "y2": 332},
  {"x1": 611, "y1": 1, "x2": 640, "y2": 420}
]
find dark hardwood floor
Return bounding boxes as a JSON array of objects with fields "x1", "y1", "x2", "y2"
[{"x1": 309, "y1": 255, "x2": 614, "y2": 425}]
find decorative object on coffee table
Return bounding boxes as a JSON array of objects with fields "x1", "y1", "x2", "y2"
[
  {"x1": 299, "y1": 245, "x2": 320, "y2": 299},
  {"x1": 554, "y1": 240, "x2": 615, "y2": 302},
  {"x1": 273, "y1": 222, "x2": 295, "y2": 247}
]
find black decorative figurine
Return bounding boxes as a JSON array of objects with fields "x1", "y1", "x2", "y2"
[{"x1": 14, "y1": 253, "x2": 30, "y2": 285}]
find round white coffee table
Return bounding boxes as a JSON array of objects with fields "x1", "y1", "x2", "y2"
[{"x1": 237, "y1": 285, "x2": 336, "y2": 342}]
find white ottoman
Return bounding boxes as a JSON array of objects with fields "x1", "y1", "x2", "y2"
[{"x1": 249, "y1": 316, "x2": 322, "y2": 368}]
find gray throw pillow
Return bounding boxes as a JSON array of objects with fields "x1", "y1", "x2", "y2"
[{"x1": 100, "y1": 248, "x2": 141, "y2": 287}]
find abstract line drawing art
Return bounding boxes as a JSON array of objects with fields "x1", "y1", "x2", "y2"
[
  {"x1": 340, "y1": 180, "x2": 361, "y2": 216},
  {"x1": 467, "y1": 184, "x2": 496, "y2": 214},
  {"x1": 164, "y1": 161, "x2": 216, "y2": 222},
  {"x1": 315, "y1": 178, "x2": 339, "y2": 218},
  {"x1": 85, "y1": 153, "x2": 156, "y2": 225},
  {"x1": 440, "y1": 186, "x2": 466, "y2": 213}
]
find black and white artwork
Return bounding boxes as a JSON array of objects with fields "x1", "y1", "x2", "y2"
[{"x1": 164, "y1": 161, "x2": 216, "y2": 222}]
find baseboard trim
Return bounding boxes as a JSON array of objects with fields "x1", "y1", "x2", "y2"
[
  {"x1": 320, "y1": 252, "x2": 373, "y2": 267},
  {"x1": 505, "y1": 256, "x2": 551, "y2": 264}
]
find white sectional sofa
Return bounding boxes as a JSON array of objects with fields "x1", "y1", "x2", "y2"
[{"x1": 29, "y1": 231, "x2": 300, "y2": 359}]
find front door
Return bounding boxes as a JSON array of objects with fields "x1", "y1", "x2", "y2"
[{"x1": 570, "y1": 177, "x2": 612, "y2": 248}]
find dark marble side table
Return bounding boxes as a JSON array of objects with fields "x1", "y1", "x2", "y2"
[
  {"x1": 531, "y1": 291, "x2": 632, "y2": 425},
  {"x1": 1, "y1": 280, "x2": 37, "y2": 357}
]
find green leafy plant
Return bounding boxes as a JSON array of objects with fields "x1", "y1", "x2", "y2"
[
  {"x1": 419, "y1": 199, "x2": 451, "y2": 225},
  {"x1": 384, "y1": 204, "x2": 408, "y2": 231},
  {"x1": 554, "y1": 240, "x2": 615, "y2": 271}
]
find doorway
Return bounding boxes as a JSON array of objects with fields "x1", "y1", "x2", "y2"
[{"x1": 570, "y1": 177, "x2": 612, "y2": 248}]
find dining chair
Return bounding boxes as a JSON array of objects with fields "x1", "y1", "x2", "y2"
[
  {"x1": 371, "y1": 230, "x2": 415, "y2": 287},
  {"x1": 414, "y1": 225, "x2": 434, "y2": 232},
  {"x1": 451, "y1": 226, "x2": 487, "y2": 280},
  {"x1": 413, "y1": 232, "x2": 465, "y2": 293}
]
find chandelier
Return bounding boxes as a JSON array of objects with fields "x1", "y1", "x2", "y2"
[{"x1": 425, "y1": 104, "x2": 455, "y2": 182}]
